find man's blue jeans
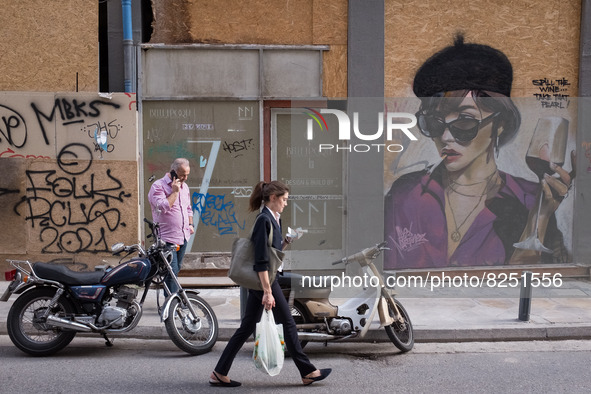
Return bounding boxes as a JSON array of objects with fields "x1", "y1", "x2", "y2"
[{"x1": 165, "y1": 240, "x2": 187, "y2": 295}]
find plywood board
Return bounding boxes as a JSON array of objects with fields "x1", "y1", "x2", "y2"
[
  {"x1": 385, "y1": 0, "x2": 581, "y2": 98},
  {"x1": 0, "y1": 0, "x2": 98, "y2": 91}
]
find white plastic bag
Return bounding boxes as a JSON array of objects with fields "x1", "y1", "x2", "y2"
[{"x1": 253, "y1": 310, "x2": 285, "y2": 376}]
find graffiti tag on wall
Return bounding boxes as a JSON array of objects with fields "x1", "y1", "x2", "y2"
[
  {"x1": 0, "y1": 92, "x2": 137, "y2": 259},
  {"x1": 13, "y1": 144, "x2": 132, "y2": 253},
  {"x1": 192, "y1": 192, "x2": 245, "y2": 235},
  {"x1": 0, "y1": 93, "x2": 133, "y2": 160},
  {"x1": 532, "y1": 78, "x2": 570, "y2": 109}
]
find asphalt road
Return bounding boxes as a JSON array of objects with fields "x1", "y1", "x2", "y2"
[{"x1": 2, "y1": 336, "x2": 591, "y2": 393}]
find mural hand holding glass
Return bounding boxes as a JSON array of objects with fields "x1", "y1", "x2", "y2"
[{"x1": 513, "y1": 117, "x2": 571, "y2": 254}]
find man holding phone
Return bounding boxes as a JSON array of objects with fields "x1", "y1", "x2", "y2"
[{"x1": 148, "y1": 158, "x2": 195, "y2": 294}]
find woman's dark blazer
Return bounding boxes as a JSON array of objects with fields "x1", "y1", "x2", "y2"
[{"x1": 251, "y1": 207, "x2": 282, "y2": 274}]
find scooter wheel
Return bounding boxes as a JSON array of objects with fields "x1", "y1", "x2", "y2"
[{"x1": 384, "y1": 298, "x2": 414, "y2": 352}]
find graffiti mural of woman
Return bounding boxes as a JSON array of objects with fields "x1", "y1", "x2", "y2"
[{"x1": 383, "y1": 34, "x2": 575, "y2": 270}]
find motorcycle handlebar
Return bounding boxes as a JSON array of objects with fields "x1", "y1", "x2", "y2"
[
  {"x1": 144, "y1": 218, "x2": 154, "y2": 234},
  {"x1": 144, "y1": 218, "x2": 161, "y2": 240}
]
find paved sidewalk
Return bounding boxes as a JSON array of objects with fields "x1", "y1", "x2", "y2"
[{"x1": 1, "y1": 278, "x2": 590, "y2": 343}]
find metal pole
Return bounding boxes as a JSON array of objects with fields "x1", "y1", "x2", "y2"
[
  {"x1": 121, "y1": 0, "x2": 134, "y2": 93},
  {"x1": 518, "y1": 271, "x2": 533, "y2": 321}
]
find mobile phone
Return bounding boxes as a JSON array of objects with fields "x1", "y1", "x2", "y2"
[{"x1": 170, "y1": 170, "x2": 178, "y2": 180}]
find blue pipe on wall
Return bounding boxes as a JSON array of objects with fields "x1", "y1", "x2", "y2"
[{"x1": 122, "y1": 0, "x2": 133, "y2": 93}]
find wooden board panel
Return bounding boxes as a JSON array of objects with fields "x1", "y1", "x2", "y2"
[
  {"x1": 384, "y1": 0, "x2": 581, "y2": 98},
  {"x1": 0, "y1": 0, "x2": 98, "y2": 91}
]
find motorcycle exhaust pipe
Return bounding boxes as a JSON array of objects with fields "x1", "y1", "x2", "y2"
[
  {"x1": 297, "y1": 332, "x2": 340, "y2": 341},
  {"x1": 296, "y1": 323, "x2": 326, "y2": 330},
  {"x1": 46, "y1": 315, "x2": 92, "y2": 332}
]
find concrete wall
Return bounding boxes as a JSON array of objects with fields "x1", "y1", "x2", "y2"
[
  {"x1": 0, "y1": 93, "x2": 138, "y2": 273},
  {"x1": 346, "y1": 0, "x2": 385, "y2": 255},
  {"x1": 576, "y1": 0, "x2": 591, "y2": 264}
]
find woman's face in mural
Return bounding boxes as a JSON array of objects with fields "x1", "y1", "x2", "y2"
[{"x1": 432, "y1": 91, "x2": 498, "y2": 174}]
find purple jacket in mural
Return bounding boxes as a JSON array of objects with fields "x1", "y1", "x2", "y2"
[{"x1": 383, "y1": 164, "x2": 564, "y2": 269}]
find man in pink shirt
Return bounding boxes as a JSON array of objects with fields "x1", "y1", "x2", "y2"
[{"x1": 148, "y1": 158, "x2": 194, "y2": 294}]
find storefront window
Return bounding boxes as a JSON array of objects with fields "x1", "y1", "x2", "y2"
[{"x1": 142, "y1": 101, "x2": 259, "y2": 252}]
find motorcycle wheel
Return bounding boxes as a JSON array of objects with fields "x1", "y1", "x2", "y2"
[
  {"x1": 7, "y1": 287, "x2": 77, "y2": 356},
  {"x1": 290, "y1": 301, "x2": 309, "y2": 350},
  {"x1": 384, "y1": 298, "x2": 414, "y2": 352},
  {"x1": 165, "y1": 293, "x2": 218, "y2": 355}
]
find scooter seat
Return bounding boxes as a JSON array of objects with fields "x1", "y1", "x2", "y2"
[
  {"x1": 277, "y1": 271, "x2": 304, "y2": 288},
  {"x1": 33, "y1": 262, "x2": 105, "y2": 286},
  {"x1": 278, "y1": 271, "x2": 332, "y2": 290}
]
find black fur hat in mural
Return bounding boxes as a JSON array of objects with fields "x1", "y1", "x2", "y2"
[{"x1": 413, "y1": 34, "x2": 513, "y2": 98}]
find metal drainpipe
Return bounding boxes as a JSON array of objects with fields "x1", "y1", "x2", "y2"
[{"x1": 121, "y1": 0, "x2": 133, "y2": 93}]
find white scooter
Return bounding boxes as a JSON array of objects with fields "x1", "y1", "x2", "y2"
[{"x1": 279, "y1": 242, "x2": 414, "y2": 352}]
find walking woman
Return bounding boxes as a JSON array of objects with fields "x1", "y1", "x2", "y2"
[{"x1": 209, "y1": 181, "x2": 331, "y2": 387}]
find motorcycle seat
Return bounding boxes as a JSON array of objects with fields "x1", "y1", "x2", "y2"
[{"x1": 33, "y1": 262, "x2": 105, "y2": 286}]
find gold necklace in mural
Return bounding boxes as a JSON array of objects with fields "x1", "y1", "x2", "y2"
[
  {"x1": 445, "y1": 172, "x2": 497, "y2": 243},
  {"x1": 446, "y1": 188, "x2": 485, "y2": 242},
  {"x1": 447, "y1": 170, "x2": 499, "y2": 197}
]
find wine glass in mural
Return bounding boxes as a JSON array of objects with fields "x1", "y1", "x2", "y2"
[{"x1": 513, "y1": 116, "x2": 569, "y2": 253}]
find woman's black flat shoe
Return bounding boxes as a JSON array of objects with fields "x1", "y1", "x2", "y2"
[
  {"x1": 209, "y1": 371, "x2": 242, "y2": 387},
  {"x1": 303, "y1": 368, "x2": 332, "y2": 386}
]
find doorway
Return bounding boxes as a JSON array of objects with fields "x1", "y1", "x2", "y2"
[{"x1": 268, "y1": 104, "x2": 344, "y2": 270}]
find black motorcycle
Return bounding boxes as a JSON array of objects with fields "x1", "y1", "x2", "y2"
[{"x1": 1, "y1": 219, "x2": 218, "y2": 356}]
